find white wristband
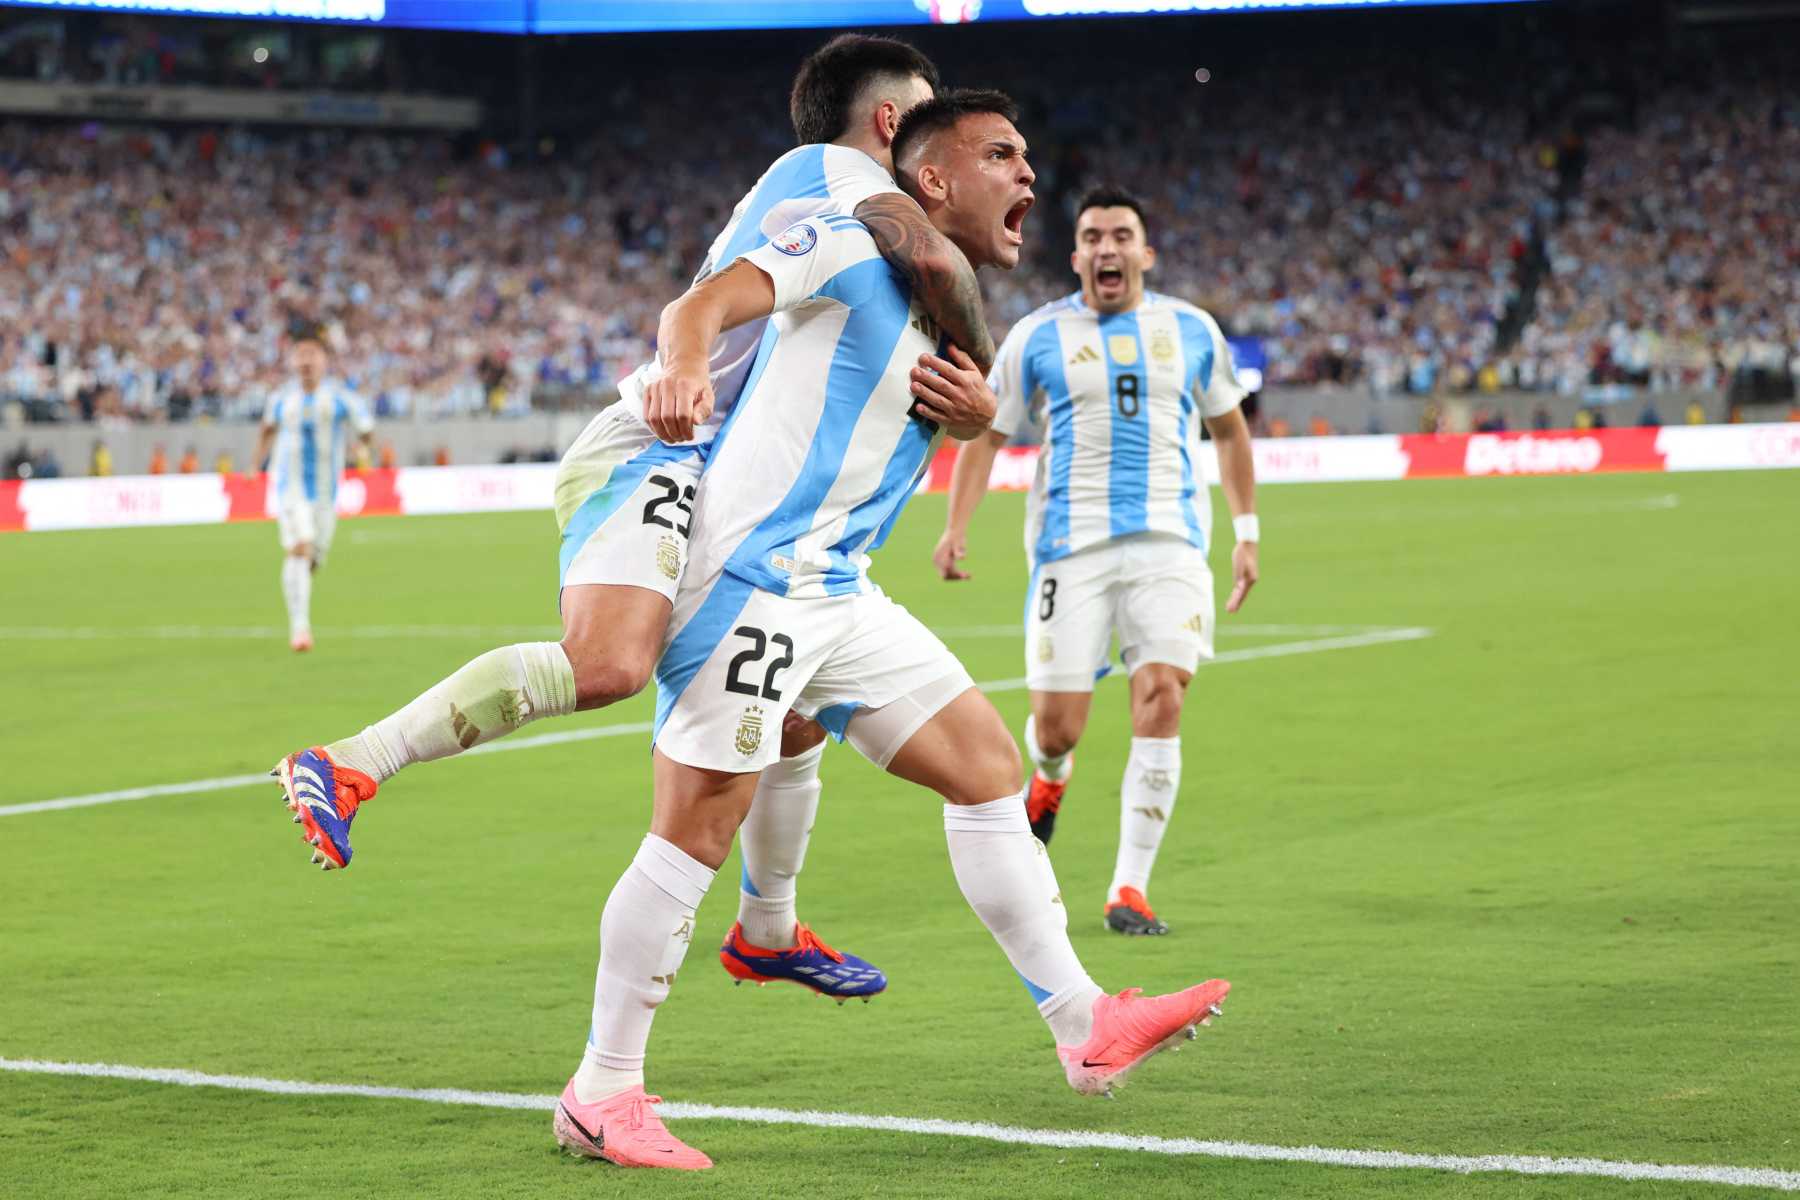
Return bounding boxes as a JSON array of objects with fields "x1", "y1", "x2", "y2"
[{"x1": 1233, "y1": 514, "x2": 1260, "y2": 544}]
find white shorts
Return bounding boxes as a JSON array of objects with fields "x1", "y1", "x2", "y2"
[
  {"x1": 654, "y1": 572, "x2": 973, "y2": 773},
  {"x1": 555, "y1": 405, "x2": 703, "y2": 601},
  {"x1": 277, "y1": 497, "x2": 337, "y2": 564},
  {"x1": 1025, "y1": 533, "x2": 1215, "y2": 693}
]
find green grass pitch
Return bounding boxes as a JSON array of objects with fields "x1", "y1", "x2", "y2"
[{"x1": 2, "y1": 469, "x2": 1797, "y2": 1198}]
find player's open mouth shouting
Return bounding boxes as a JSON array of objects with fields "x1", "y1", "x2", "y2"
[
  {"x1": 1003, "y1": 194, "x2": 1034, "y2": 247},
  {"x1": 1092, "y1": 260, "x2": 1127, "y2": 301}
]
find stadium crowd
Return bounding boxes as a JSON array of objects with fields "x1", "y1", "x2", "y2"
[
  {"x1": 1, "y1": 39, "x2": 1795, "y2": 429},
  {"x1": 0, "y1": 120, "x2": 716, "y2": 424},
  {"x1": 1010, "y1": 62, "x2": 1553, "y2": 394},
  {"x1": 1515, "y1": 70, "x2": 1799, "y2": 399}
]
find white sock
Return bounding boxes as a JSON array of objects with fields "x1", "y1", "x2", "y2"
[
  {"x1": 1024, "y1": 715, "x2": 1073, "y2": 782},
  {"x1": 325, "y1": 642, "x2": 576, "y2": 782},
  {"x1": 944, "y1": 793, "x2": 1102, "y2": 1046},
  {"x1": 573, "y1": 834, "x2": 716, "y2": 1104},
  {"x1": 1110, "y1": 737, "x2": 1181, "y2": 901},
  {"x1": 736, "y1": 741, "x2": 823, "y2": 949},
  {"x1": 281, "y1": 556, "x2": 312, "y2": 636}
]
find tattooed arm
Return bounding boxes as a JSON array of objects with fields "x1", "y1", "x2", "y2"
[{"x1": 855, "y1": 192, "x2": 996, "y2": 375}]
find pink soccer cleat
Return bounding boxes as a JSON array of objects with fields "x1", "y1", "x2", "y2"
[
  {"x1": 1057, "y1": 980, "x2": 1230, "y2": 1097},
  {"x1": 553, "y1": 1080, "x2": 712, "y2": 1170},
  {"x1": 290, "y1": 630, "x2": 314, "y2": 653}
]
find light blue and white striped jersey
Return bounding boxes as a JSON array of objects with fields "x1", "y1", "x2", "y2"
[
  {"x1": 685, "y1": 216, "x2": 944, "y2": 600},
  {"x1": 989, "y1": 292, "x2": 1246, "y2": 567},
  {"x1": 615, "y1": 144, "x2": 901, "y2": 445},
  {"x1": 261, "y1": 379, "x2": 373, "y2": 506}
]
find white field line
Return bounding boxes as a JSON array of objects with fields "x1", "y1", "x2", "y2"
[
  {"x1": 0, "y1": 624, "x2": 564, "y2": 641},
  {"x1": 0, "y1": 627, "x2": 1430, "y2": 819},
  {"x1": 0, "y1": 722, "x2": 654, "y2": 818},
  {"x1": 933, "y1": 622, "x2": 1397, "y2": 639},
  {"x1": 1, "y1": 1057, "x2": 1792, "y2": 1192}
]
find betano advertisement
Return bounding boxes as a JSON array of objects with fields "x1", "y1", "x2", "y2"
[{"x1": 3, "y1": 424, "x2": 1797, "y2": 534}]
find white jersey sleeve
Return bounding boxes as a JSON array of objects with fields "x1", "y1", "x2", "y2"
[
  {"x1": 261, "y1": 387, "x2": 284, "y2": 428},
  {"x1": 987, "y1": 320, "x2": 1037, "y2": 440},
  {"x1": 1189, "y1": 307, "x2": 1248, "y2": 418},
  {"x1": 342, "y1": 387, "x2": 375, "y2": 436},
  {"x1": 821, "y1": 143, "x2": 903, "y2": 214},
  {"x1": 739, "y1": 218, "x2": 882, "y2": 313}
]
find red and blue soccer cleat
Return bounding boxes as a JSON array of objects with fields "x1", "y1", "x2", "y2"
[
  {"x1": 718, "y1": 921, "x2": 887, "y2": 1002},
  {"x1": 1026, "y1": 768, "x2": 1070, "y2": 844},
  {"x1": 1104, "y1": 886, "x2": 1170, "y2": 936},
  {"x1": 271, "y1": 746, "x2": 377, "y2": 870},
  {"x1": 1057, "y1": 979, "x2": 1230, "y2": 1097}
]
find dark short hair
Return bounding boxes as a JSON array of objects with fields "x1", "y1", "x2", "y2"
[
  {"x1": 288, "y1": 319, "x2": 328, "y2": 348},
  {"x1": 789, "y1": 34, "x2": 940, "y2": 146},
  {"x1": 891, "y1": 88, "x2": 1020, "y2": 172},
  {"x1": 1076, "y1": 185, "x2": 1150, "y2": 240}
]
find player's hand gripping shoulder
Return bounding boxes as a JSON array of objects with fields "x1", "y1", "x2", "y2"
[
  {"x1": 909, "y1": 345, "x2": 996, "y2": 441},
  {"x1": 642, "y1": 362, "x2": 715, "y2": 445}
]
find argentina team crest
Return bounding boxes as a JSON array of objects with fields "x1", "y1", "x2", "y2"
[
  {"x1": 734, "y1": 704, "x2": 765, "y2": 757},
  {"x1": 1150, "y1": 328, "x2": 1177, "y2": 365},
  {"x1": 656, "y1": 534, "x2": 681, "y2": 580},
  {"x1": 772, "y1": 223, "x2": 818, "y2": 256}
]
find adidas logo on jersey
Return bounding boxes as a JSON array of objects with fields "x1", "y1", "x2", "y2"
[{"x1": 1067, "y1": 345, "x2": 1099, "y2": 366}]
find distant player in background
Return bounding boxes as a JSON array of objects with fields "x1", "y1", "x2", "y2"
[
  {"x1": 934, "y1": 187, "x2": 1259, "y2": 937},
  {"x1": 251, "y1": 328, "x2": 374, "y2": 653}
]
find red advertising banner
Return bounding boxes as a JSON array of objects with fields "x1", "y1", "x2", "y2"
[
  {"x1": 0, "y1": 479, "x2": 22, "y2": 532},
  {"x1": 3, "y1": 425, "x2": 1794, "y2": 534},
  {"x1": 1398, "y1": 428, "x2": 1667, "y2": 479}
]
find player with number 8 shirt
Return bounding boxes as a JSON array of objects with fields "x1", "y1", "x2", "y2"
[{"x1": 934, "y1": 186, "x2": 1261, "y2": 938}]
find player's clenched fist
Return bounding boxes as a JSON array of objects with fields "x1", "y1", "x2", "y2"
[
  {"x1": 932, "y1": 529, "x2": 971, "y2": 581},
  {"x1": 643, "y1": 362, "x2": 715, "y2": 445},
  {"x1": 1226, "y1": 540, "x2": 1258, "y2": 613}
]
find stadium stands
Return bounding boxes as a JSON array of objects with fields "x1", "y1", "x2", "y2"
[
  {"x1": 1, "y1": 20, "x2": 1795, "y2": 444},
  {"x1": 1518, "y1": 68, "x2": 1798, "y2": 401}
]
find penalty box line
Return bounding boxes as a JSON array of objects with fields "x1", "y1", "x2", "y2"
[
  {"x1": 1, "y1": 1056, "x2": 1794, "y2": 1192},
  {"x1": 0, "y1": 627, "x2": 1432, "y2": 819}
]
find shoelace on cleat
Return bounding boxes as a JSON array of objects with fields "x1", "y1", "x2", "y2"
[
  {"x1": 624, "y1": 1094, "x2": 663, "y2": 1131},
  {"x1": 623, "y1": 1094, "x2": 692, "y2": 1151},
  {"x1": 790, "y1": 924, "x2": 845, "y2": 964}
]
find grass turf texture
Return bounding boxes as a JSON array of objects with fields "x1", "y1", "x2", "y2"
[{"x1": 1, "y1": 469, "x2": 1796, "y2": 1197}]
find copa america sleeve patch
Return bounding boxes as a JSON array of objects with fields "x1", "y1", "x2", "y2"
[{"x1": 772, "y1": 222, "x2": 819, "y2": 256}]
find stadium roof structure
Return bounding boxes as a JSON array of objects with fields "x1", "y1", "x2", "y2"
[{"x1": 1, "y1": 0, "x2": 1543, "y2": 34}]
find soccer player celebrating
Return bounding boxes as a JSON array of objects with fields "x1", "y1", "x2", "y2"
[
  {"x1": 555, "y1": 94, "x2": 1228, "y2": 1171},
  {"x1": 271, "y1": 38, "x2": 993, "y2": 997},
  {"x1": 251, "y1": 327, "x2": 374, "y2": 653},
  {"x1": 933, "y1": 187, "x2": 1260, "y2": 937}
]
